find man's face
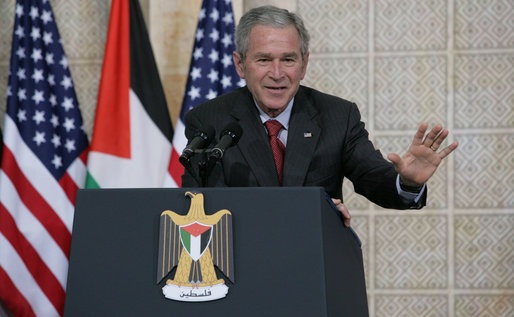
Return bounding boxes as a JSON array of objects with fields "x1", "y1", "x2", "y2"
[{"x1": 233, "y1": 24, "x2": 309, "y2": 118}]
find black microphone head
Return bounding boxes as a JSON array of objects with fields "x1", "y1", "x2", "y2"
[
  {"x1": 186, "y1": 124, "x2": 215, "y2": 144},
  {"x1": 198, "y1": 124, "x2": 215, "y2": 143},
  {"x1": 181, "y1": 124, "x2": 216, "y2": 165},
  {"x1": 221, "y1": 122, "x2": 243, "y2": 145}
]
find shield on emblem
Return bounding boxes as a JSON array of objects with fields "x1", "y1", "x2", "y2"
[{"x1": 179, "y1": 222, "x2": 213, "y2": 261}]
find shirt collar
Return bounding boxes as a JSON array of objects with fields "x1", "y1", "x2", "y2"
[{"x1": 254, "y1": 98, "x2": 294, "y2": 130}]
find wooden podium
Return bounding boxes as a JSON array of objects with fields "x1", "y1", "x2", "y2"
[{"x1": 64, "y1": 187, "x2": 368, "y2": 316}]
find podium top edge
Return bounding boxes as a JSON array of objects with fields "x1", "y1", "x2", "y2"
[{"x1": 78, "y1": 186, "x2": 325, "y2": 193}]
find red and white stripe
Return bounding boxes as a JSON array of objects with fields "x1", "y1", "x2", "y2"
[
  {"x1": 164, "y1": 119, "x2": 187, "y2": 188},
  {"x1": 0, "y1": 115, "x2": 87, "y2": 317}
]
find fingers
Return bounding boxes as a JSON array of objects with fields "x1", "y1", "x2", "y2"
[
  {"x1": 418, "y1": 124, "x2": 456, "y2": 154},
  {"x1": 331, "y1": 198, "x2": 351, "y2": 227},
  {"x1": 340, "y1": 205, "x2": 351, "y2": 227},
  {"x1": 422, "y1": 124, "x2": 443, "y2": 148},
  {"x1": 438, "y1": 141, "x2": 459, "y2": 159},
  {"x1": 412, "y1": 122, "x2": 429, "y2": 146},
  {"x1": 429, "y1": 129, "x2": 448, "y2": 151}
]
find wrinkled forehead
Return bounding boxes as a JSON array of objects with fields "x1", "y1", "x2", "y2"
[{"x1": 247, "y1": 24, "x2": 302, "y2": 51}]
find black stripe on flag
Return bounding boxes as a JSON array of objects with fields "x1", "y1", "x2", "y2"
[
  {"x1": 201, "y1": 228, "x2": 212, "y2": 253},
  {"x1": 129, "y1": 0, "x2": 173, "y2": 142}
]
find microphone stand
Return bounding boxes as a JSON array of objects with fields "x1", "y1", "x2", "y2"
[
  {"x1": 198, "y1": 150, "x2": 209, "y2": 187},
  {"x1": 179, "y1": 149, "x2": 204, "y2": 187},
  {"x1": 180, "y1": 150, "x2": 216, "y2": 188},
  {"x1": 198, "y1": 149, "x2": 220, "y2": 187}
]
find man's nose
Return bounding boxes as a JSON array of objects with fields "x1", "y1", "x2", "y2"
[{"x1": 268, "y1": 60, "x2": 283, "y2": 79}]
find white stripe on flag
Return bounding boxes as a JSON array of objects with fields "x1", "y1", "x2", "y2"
[
  {"x1": 163, "y1": 171, "x2": 179, "y2": 188},
  {"x1": 172, "y1": 120, "x2": 187, "y2": 154},
  {"x1": 3, "y1": 116, "x2": 75, "y2": 232},
  {"x1": 190, "y1": 234, "x2": 201, "y2": 261},
  {"x1": 0, "y1": 234, "x2": 59, "y2": 317},
  {"x1": 164, "y1": 120, "x2": 187, "y2": 188},
  {"x1": 0, "y1": 171, "x2": 68, "y2": 288},
  {"x1": 66, "y1": 155, "x2": 87, "y2": 189}
]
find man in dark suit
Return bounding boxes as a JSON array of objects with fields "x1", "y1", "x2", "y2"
[{"x1": 182, "y1": 5, "x2": 458, "y2": 226}]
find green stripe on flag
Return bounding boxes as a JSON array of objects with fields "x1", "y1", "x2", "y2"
[
  {"x1": 85, "y1": 172, "x2": 101, "y2": 189},
  {"x1": 180, "y1": 228, "x2": 190, "y2": 253}
]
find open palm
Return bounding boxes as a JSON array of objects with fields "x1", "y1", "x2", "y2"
[{"x1": 387, "y1": 123, "x2": 459, "y2": 186}]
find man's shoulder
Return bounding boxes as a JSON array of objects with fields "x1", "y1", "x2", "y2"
[{"x1": 298, "y1": 85, "x2": 357, "y2": 112}]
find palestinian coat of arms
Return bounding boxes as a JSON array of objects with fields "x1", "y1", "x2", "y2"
[{"x1": 156, "y1": 192, "x2": 234, "y2": 302}]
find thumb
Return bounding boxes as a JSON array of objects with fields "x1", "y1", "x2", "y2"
[
  {"x1": 388, "y1": 153, "x2": 401, "y2": 166},
  {"x1": 388, "y1": 153, "x2": 402, "y2": 173}
]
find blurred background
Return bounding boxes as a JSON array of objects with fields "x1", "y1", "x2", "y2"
[{"x1": 0, "y1": 0, "x2": 512, "y2": 316}]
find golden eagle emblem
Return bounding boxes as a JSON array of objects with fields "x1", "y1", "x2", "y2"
[{"x1": 156, "y1": 192, "x2": 234, "y2": 301}]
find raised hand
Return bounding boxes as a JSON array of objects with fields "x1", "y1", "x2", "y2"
[{"x1": 387, "y1": 123, "x2": 459, "y2": 186}]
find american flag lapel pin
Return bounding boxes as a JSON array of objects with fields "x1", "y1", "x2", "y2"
[{"x1": 304, "y1": 132, "x2": 312, "y2": 138}]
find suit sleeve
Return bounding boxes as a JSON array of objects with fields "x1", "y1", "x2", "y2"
[{"x1": 341, "y1": 103, "x2": 426, "y2": 209}]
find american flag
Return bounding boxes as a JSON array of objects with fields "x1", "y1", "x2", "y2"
[
  {"x1": 165, "y1": 0, "x2": 244, "y2": 187},
  {"x1": 0, "y1": 0, "x2": 89, "y2": 316}
]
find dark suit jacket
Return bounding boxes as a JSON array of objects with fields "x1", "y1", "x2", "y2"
[{"x1": 182, "y1": 86, "x2": 425, "y2": 210}]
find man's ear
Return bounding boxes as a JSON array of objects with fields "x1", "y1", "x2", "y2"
[
  {"x1": 233, "y1": 51, "x2": 245, "y2": 78},
  {"x1": 300, "y1": 52, "x2": 309, "y2": 80}
]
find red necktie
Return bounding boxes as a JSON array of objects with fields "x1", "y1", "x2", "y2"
[{"x1": 265, "y1": 120, "x2": 286, "y2": 185}]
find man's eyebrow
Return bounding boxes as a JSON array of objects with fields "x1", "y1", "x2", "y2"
[{"x1": 282, "y1": 52, "x2": 299, "y2": 58}]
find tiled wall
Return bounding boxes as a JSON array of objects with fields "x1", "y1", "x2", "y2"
[
  {"x1": 297, "y1": 0, "x2": 514, "y2": 316},
  {"x1": 0, "y1": 1, "x2": 512, "y2": 316}
]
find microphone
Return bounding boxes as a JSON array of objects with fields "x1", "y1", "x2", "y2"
[
  {"x1": 179, "y1": 125, "x2": 215, "y2": 167},
  {"x1": 208, "y1": 122, "x2": 243, "y2": 161}
]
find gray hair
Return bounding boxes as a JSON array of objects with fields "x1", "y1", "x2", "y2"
[{"x1": 235, "y1": 5, "x2": 310, "y2": 62}]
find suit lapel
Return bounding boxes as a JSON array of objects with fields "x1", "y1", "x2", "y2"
[
  {"x1": 230, "y1": 89, "x2": 281, "y2": 186},
  {"x1": 283, "y1": 87, "x2": 321, "y2": 186}
]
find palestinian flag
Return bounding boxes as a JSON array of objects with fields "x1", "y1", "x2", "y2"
[
  {"x1": 180, "y1": 222, "x2": 212, "y2": 261},
  {"x1": 86, "y1": 0, "x2": 173, "y2": 188}
]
